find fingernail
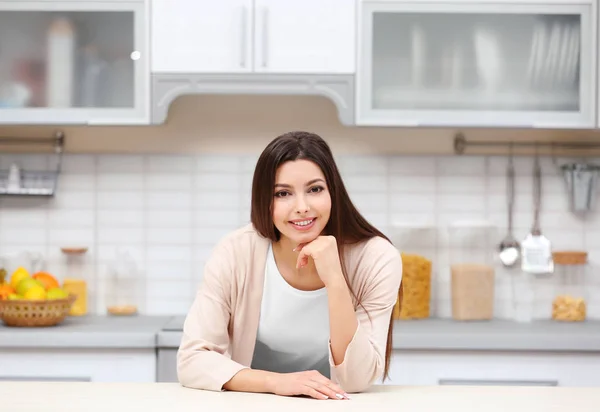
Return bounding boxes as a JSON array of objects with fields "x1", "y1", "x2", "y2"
[
  {"x1": 335, "y1": 394, "x2": 344, "y2": 399},
  {"x1": 344, "y1": 393, "x2": 351, "y2": 400}
]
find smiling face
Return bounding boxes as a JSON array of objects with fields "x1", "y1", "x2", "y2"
[{"x1": 272, "y1": 159, "x2": 332, "y2": 246}]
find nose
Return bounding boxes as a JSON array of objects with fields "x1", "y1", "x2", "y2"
[{"x1": 295, "y1": 194, "x2": 310, "y2": 214}]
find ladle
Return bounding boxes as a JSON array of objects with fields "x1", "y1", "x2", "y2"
[{"x1": 499, "y1": 146, "x2": 520, "y2": 267}]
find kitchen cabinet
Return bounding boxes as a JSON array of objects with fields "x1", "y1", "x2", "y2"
[
  {"x1": 0, "y1": 349, "x2": 156, "y2": 382},
  {"x1": 383, "y1": 350, "x2": 600, "y2": 387},
  {"x1": 356, "y1": 0, "x2": 596, "y2": 128},
  {"x1": 151, "y1": 0, "x2": 253, "y2": 74},
  {"x1": 151, "y1": 0, "x2": 355, "y2": 74},
  {"x1": 0, "y1": 0, "x2": 149, "y2": 125}
]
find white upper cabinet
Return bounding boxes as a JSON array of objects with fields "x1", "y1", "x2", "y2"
[
  {"x1": 356, "y1": 0, "x2": 596, "y2": 128},
  {"x1": 151, "y1": 0, "x2": 253, "y2": 73},
  {"x1": 254, "y1": 0, "x2": 355, "y2": 74},
  {"x1": 151, "y1": 0, "x2": 356, "y2": 74},
  {"x1": 0, "y1": 0, "x2": 149, "y2": 125}
]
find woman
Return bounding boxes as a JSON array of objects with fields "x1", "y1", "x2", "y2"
[{"x1": 177, "y1": 131, "x2": 403, "y2": 400}]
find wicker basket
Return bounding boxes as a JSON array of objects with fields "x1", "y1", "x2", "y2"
[{"x1": 0, "y1": 294, "x2": 76, "y2": 327}]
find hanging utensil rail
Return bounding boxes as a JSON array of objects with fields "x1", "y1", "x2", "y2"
[{"x1": 454, "y1": 132, "x2": 600, "y2": 155}]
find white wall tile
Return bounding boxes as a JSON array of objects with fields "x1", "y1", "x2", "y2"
[
  {"x1": 437, "y1": 156, "x2": 486, "y2": 176},
  {"x1": 146, "y1": 192, "x2": 192, "y2": 210},
  {"x1": 1, "y1": 152, "x2": 597, "y2": 318},
  {"x1": 48, "y1": 191, "x2": 95, "y2": 209},
  {"x1": 197, "y1": 155, "x2": 242, "y2": 173},
  {"x1": 389, "y1": 176, "x2": 436, "y2": 193},
  {"x1": 98, "y1": 227, "x2": 144, "y2": 244},
  {"x1": 146, "y1": 155, "x2": 194, "y2": 173},
  {"x1": 57, "y1": 174, "x2": 96, "y2": 191},
  {"x1": 146, "y1": 245, "x2": 192, "y2": 262},
  {"x1": 48, "y1": 210, "x2": 94, "y2": 228},
  {"x1": 338, "y1": 156, "x2": 388, "y2": 175},
  {"x1": 195, "y1": 192, "x2": 241, "y2": 210},
  {"x1": 389, "y1": 156, "x2": 436, "y2": 176},
  {"x1": 0, "y1": 228, "x2": 47, "y2": 244},
  {"x1": 98, "y1": 210, "x2": 144, "y2": 227},
  {"x1": 97, "y1": 155, "x2": 144, "y2": 173},
  {"x1": 147, "y1": 228, "x2": 192, "y2": 245},
  {"x1": 97, "y1": 191, "x2": 144, "y2": 209},
  {"x1": 195, "y1": 210, "x2": 240, "y2": 227},
  {"x1": 97, "y1": 174, "x2": 144, "y2": 191},
  {"x1": 146, "y1": 174, "x2": 192, "y2": 191},
  {"x1": 146, "y1": 210, "x2": 192, "y2": 227},
  {"x1": 344, "y1": 175, "x2": 387, "y2": 192},
  {"x1": 48, "y1": 229, "x2": 95, "y2": 246},
  {"x1": 62, "y1": 155, "x2": 96, "y2": 174},
  {"x1": 196, "y1": 173, "x2": 242, "y2": 191},
  {"x1": 0, "y1": 209, "x2": 47, "y2": 227}
]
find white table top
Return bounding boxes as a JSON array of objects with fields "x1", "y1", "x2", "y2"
[{"x1": 1, "y1": 382, "x2": 598, "y2": 411}]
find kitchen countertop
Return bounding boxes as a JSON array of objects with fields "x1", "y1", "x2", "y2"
[
  {"x1": 157, "y1": 316, "x2": 600, "y2": 352},
  {"x1": 2, "y1": 315, "x2": 600, "y2": 353},
  {"x1": 1, "y1": 382, "x2": 598, "y2": 412},
  {"x1": 0, "y1": 315, "x2": 172, "y2": 349}
]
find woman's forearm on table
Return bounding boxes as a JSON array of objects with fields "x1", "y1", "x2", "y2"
[{"x1": 223, "y1": 368, "x2": 278, "y2": 393}]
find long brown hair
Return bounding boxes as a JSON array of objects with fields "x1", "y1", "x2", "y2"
[{"x1": 250, "y1": 131, "x2": 403, "y2": 381}]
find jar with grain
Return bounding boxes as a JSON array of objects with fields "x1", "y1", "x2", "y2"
[
  {"x1": 388, "y1": 223, "x2": 436, "y2": 320},
  {"x1": 448, "y1": 220, "x2": 497, "y2": 321},
  {"x1": 551, "y1": 251, "x2": 588, "y2": 322}
]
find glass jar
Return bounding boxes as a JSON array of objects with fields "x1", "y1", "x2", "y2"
[
  {"x1": 448, "y1": 220, "x2": 497, "y2": 321},
  {"x1": 551, "y1": 251, "x2": 588, "y2": 322},
  {"x1": 105, "y1": 248, "x2": 145, "y2": 316},
  {"x1": 388, "y1": 223, "x2": 436, "y2": 320}
]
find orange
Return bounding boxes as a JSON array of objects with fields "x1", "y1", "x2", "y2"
[
  {"x1": 32, "y1": 272, "x2": 60, "y2": 290},
  {"x1": 0, "y1": 284, "x2": 15, "y2": 300}
]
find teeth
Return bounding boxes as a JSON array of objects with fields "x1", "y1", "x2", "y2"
[{"x1": 293, "y1": 219, "x2": 314, "y2": 226}]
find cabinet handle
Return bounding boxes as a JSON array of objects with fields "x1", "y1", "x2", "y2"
[
  {"x1": 261, "y1": 7, "x2": 268, "y2": 68},
  {"x1": 438, "y1": 379, "x2": 558, "y2": 386},
  {"x1": 240, "y1": 6, "x2": 248, "y2": 68}
]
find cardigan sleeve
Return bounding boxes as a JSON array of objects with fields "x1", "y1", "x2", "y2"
[
  {"x1": 328, "y1": 237, "x2": 403, "y2": 393},
  {"x1": 177, "y1": 238, "x2": 248, "y2": 391}
]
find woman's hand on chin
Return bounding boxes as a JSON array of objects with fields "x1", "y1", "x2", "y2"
[{"x1": 294, "y1": 236, "x2": 345, "y2": 288}]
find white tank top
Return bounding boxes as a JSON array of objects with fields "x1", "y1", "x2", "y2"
[{"x1": 250, "y1": 244, "x2": 330, "y2": 377}]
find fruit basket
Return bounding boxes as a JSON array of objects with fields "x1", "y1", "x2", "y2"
[{"x1": 0, "y1": 294, "x2": 76, "y2": 327}]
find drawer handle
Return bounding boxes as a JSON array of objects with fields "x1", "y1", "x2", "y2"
[{"x1": 438, "y1": 379, "x2": 558, "y2": 386}]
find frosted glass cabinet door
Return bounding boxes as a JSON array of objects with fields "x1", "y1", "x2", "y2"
[
  {"x1": 0, "y1": 1, "x2": 148, "y2": 125},
  {"x1": 357, "y1": 1, "x2": 595, "y2": 128}
]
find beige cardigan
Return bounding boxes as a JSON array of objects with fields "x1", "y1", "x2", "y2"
[{"x1": 177, "y1": 224, "x2": 403, "y2": 393}]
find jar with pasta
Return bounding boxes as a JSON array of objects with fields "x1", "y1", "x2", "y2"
[
  {"x1": 551, "y1": 251, "x2": 588, "y2": 322},
  {"x1": 448, "y1": 220, "x2": 497, "y2": 321},
  {"x1": 388, "y1": 223, "x2": 435, "y2": 320}
]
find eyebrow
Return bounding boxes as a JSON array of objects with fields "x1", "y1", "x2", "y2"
[{"x1": 274, "y1": 178, "x2": 325, "y2": 188}]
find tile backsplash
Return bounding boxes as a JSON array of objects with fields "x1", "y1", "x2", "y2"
[{"x1": 1, "y1": 152, "x2": 599, "y2": 320}]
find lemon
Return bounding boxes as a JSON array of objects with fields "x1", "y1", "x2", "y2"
[
  {"x1": 47, "y1": 287, "x2": 68, "y2": 300},
  {"x1": 8, "y1": 293, "x2": 20, "y2": 300},
  {"x1": 16, "y1": 277, "x2": 43, "y2": 296},
  {"x1": 10, "y1": 267, "x2": 30, "y2": 290},
  {"x1": 24, "y1": 286, "x2": 46, "y2": 300}
]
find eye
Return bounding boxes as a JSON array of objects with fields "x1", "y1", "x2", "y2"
[
  {"x1": 274, "y1": 190, "x2": 290, "y2": 198},
  {"x1": 309, "y1": 185, "x2": 324, "y2": 193}
]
